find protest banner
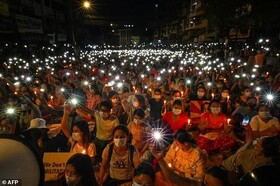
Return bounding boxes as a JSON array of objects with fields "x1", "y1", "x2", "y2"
[
  {"x1": 43, "y1": 152, "x2": 74, "y2": 181},
  {"x1": 190, "y1": 100, "x2": 210, "y2": 125}
]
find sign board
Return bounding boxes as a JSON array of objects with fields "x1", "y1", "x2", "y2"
[
  {"x1": 43, "y1": 152, "x2": 74, "y2": 181},
  {"x1": 190, "y1": 100, "x2": 210, "y2": 125},
  {"x1": 229, "y1": 27, "x2": 251, "y2": 39},
  {"x1": 16, "y1": 14, "x2": 43, "y2": 34}
]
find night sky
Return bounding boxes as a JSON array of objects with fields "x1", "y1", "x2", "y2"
[{"x1": 81, "y1": 0, "x2": 157, "y2": 25}]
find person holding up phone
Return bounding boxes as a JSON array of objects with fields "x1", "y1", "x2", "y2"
[{"x1": 241, "y1": 115, "x2": 250, "y2": 127}]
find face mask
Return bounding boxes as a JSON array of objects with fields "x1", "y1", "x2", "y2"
[
  {"x1": 210, "y1": 107, "x2": 221, "y2": 114},
  {"x1": 0, "y1": 126, "x2": 10, "y2": 134},
  {"x1": 100, "y1": 111, "x2": 109, "y2": 119},
  {"x1": 172, "y1": 108, "x2": 182, "y2": 115},
  {"x1": 259, "y1": 111, "x2": 270, "y2": 119},
  {"x1": 111, "y1": 98, "x2": 117, "y2": 104},
  {"x1": 245, "y1": 92, "x2": 251, "y2": 97},
  {"x1": 217, "y1": 84, "x2": 223, "y2": 88},
  {"x1": 173, "y1": 97, "x2": 181, "y2": 100},
  {"x1": 156, "y1": 82, "x2": 161, "y2": 87},
  {"x1": 72, "y1": 133, "x2": 82, "y2": 142},
  {"x1": 154, "y1": 95, "x2": 161, "y2": 100},
  {"x1": 35, "y1": 99, "x2": 42, "y2": 106},
  {"x1": 133, "y1": 101, "x2": 139, "y2": 108},
  {"x1": 133, "y1": 119, "x2": 141, "y2": 125},
  {"x1": 65, "y1": 175, "x2": 81, "y2": 186},
  {"x1": 248, "y1": 102, "x2": 257, "y2": 108},
  {"x1": 114, "y1": 138, "x2": 127, "y2": 147},
  {"x1": 8, "y1": 101, "x2": 15, "y2": 106},
  {"x1": 21, "y1": 104, "x2": 29, "y2": 110},
  {"x1": 221, "y1": 93, "x2": 229, "y2": 98},
  {"x1": 253, "y1": 140, "x2": 257, "y2": 146},
  {"x1": 132, "y1": 181, "x2": 142, "y2": 186},
  {"x1": 197, "y1": 92, "x2": 205, "y2": 97}
]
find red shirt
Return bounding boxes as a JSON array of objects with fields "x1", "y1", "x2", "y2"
[
  {"x1": 162, "y1": 111, "x2": 189, "y2": 133},
  {"x1": 200, "y1": 112, "x2": 227, "y2": 131}
]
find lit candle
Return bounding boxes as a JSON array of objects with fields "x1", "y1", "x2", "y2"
[
  {"x1": 14, "y1": 91, "x2": 18, "y2": 95},
  {"x1": 82, "y1": 149, "x2": 86, "y2": 154},
  {"x1": 34, "y1": 91, "x2": 37, "y2": 95},
  {"x1": 164, "y1": 100, "x2": 166, "y2": 105},
  {"x1": 50, "y1": 96, "x2": 54, "y2": 101},
  {"x1": 168, "y1": 163, "x2": 172, "y2": 168},
  {"x1": 181, "y1": 91, "x2": 184, "y2": 97},
  {"x1": 227, "y1": 118, "x2": 231, "y2": 124},
  {"x1": 211, "y1": 93, "x2": 214, "y2": 99},
  {"x1": 227, "y1": 95, "x2": 230, "y2": 100},
  {"x1": 188, "y1": 119, "x2": 191, "y2": 125}
]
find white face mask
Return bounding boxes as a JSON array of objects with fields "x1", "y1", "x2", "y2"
[
  {"x1": 154, "y1": 95, "x2": 161, "y2": 100},
  {"x1": 197, "y1": 92, "x2": 205, "y2": 97},
  {"x1": 133, "y1": 119, "x2": 141, "y2": 125},
  {"x1": 21, "y1": 104, "x2": 29, "y2": 110},
  {"x1": 217, "y1": 84, "x2": 223, "y2": 88},
  {"x1": 253, "y1": 140, "x2": 257, "y2": 146},
  {"x1": 100, "y1": 111, "x2": 110, "y2": 119},
  {"x1": 72, "y1": 133, "x2": 82, "y2": 142},
  {"x1": 65, "y1": 174, "x2": 81, "y2": 186},
  {"x1": 172, "y1": 108, "x2": 182, "y2": 115},
  {"x1": 132, "y1": 181, "x2": 142, "y2": 186},
  {"x1": 245, "y1": 92, "x2": 251, "y2": 97},
  {"x1": 173, "y1": 97, "x2": 181, "y2": 100},
  {"x1": 221, "y1": 93, "x2": 229, "y2": 98},
  {"x1": 259, "y1": 111, "x2": 270, "y2": 119},
  {"x1": 210, "y1": 107, "x2": 221, "y2": 114},
  {"x1": 114, "y1": 138, "x2": 127, "y2": 147}
]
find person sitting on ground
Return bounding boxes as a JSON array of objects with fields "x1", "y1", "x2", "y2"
[
  {"x1": 249, "y1": 104, "x2": 280, "y2": 138},
  {"x1": 162, "y1": 99, "x2": 189, "y2": 134},
  {"x1": 222, "y1": 136, "x2": 280, "y2": 185},
  {"x1": 231, "y1": 96, "x2": 258, "y2": 119},
  {"x1": 165, "y1": 129, "x2": 205, "y2": 179},
  {"x1": 150, "y1": 145, "x2": 230, "y2": 186},
  {"x1": 197, "y1": 99, "x2": 236, "y2": 154},
  {"x1": 98, "y1": 125, "x2": 140, "y2": 186},
  {"x1": 127, "y1": 108, "x2": 152, "y2": 162},
  {"x1": 120, "y1": 161, "x2": 155, "y2": 186}
]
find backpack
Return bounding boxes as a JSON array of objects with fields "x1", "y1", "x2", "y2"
[{"x1": 108, "y1": 143, "x2": 135, "y2": 168}]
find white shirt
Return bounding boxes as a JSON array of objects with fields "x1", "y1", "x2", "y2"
[{"x1": 249, "y1": 115, "x2": 280, "y2": 132}]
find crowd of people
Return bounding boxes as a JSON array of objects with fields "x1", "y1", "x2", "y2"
[{"x1": 0, "y1": 41, "x2": 280, "y2": 186}]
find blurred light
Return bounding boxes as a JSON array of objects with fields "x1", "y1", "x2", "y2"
[
  {"x1": 83, "y1": 1, "x2": 91, "y2": 9},
  {"x1": 6, "y1": 108, "x2": 15, "y2": 114},
  {"x1": 266, "y1": 94, "x2": 274, "y2": 101}
]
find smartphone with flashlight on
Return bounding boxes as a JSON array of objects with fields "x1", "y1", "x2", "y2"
[
  {"x1": 151, "y1": 128, "x2": 163, "y2": 151},
  {"x1": 241, "y1": 115, "x2": 250, "y2": 127}
]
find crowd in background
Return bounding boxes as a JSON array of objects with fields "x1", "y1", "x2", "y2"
[{"x1": 0, "y1": 41, "x2": 280, "y2": 186}]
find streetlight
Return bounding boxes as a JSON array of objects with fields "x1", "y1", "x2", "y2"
[{"x1": 83, "y1": 1, "x2": 91, "y2": 9}]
